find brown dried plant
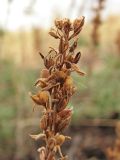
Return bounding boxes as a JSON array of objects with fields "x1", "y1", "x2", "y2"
[
  {"x1": 29, "y1": 16, "x2": 85, "y2": 160},
  {"x1": 106, "y1": 122, "x2": 120, "y2": 160},
  {"x1": 91, "y1": 0, "x2": 105, "y2": 46}
]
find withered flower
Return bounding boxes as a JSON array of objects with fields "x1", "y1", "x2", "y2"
[{"x1": 30, "y1": 16, "x2": 85, "y2": 160}]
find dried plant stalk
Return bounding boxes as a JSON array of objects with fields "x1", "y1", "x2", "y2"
[
  {"x1": 30, "y1": 17, "x2": 85, "y2": 160},
  {"x1": 91, "y1": 0, "x2": 105, "y2": 46}
]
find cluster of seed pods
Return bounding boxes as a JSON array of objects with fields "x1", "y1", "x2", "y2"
[{"x1": 30, "y1": 16, "x2": 85, "y2": 160}]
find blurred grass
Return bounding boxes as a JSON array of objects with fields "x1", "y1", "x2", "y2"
[{"x1": 71, "y1": 54, "x2": 120, "y2": 121}]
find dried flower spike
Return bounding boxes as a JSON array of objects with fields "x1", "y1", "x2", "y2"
[{"x1": 30, "y1": 17, "x2": 85, "y2": 160}]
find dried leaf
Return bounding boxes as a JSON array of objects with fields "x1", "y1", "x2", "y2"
[
  {"x1": 55, "y1": 19, "x2": 63, "y2": 30},
  {"x1": 29, "y1": 133, "x2": 45, "y2": 140},
  {"x1": 71, "y1": 64, "x2": 86, "y2": 76}
]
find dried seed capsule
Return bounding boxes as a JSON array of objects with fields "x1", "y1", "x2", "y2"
[
  {"x1": 30, "y1": 91, "x2": 51, "y2": 109},
  {"x1": 47, "y1": 71, "x2": 67, "y2": 84},
  {"x1": 40, "y1": 115, "x2": 48, "y2": 130},
  {"x1": 63, "y1": 76, "x2": 73, "y2": 90},
  {"x1": 34, "y1": 78, "x2": 47, "y2": 88},
  {"x1": 69, "y1": 39, "x2": 78, "y2": 52},
  {"x1": 73, "y1": 16, "x2": 85, "y2": 33},
  {"x1": 58, "y1": 109, "x2": 72, "y2": 120},
  {"x1": 49, "y1": 31, "x2": 59, "y2": 39},
  {"x1": 41, "y1": 69, "x2": 50, "y2": 78},
  {"x1": 59, "y1": 37, "x2": 64, "y2": 54},
  {"x1": 55, "y1": 134, "x2": 65, "y2": 146},
  {"x1": 73, "y1": 52, "x2": 81, "y2": 64},
  {"x1": 56, "y1": 117, "x2": 71, "y2": 132},
  {"x1": 55, "y1": 19, "x2": 63, "y2": 30},
  {"x1": 63, "y1": 18, "x2": 71, "y2": 36},
  {"x1": 57, "y1": 98, "x2": 69, "y2": 112}
]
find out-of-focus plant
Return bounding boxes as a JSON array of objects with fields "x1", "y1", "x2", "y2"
[
  {"x1": 115, "y1": 30, "x2": 120, "y2": 54},
  {"x1": 91, "y1": 0, "x2": 105, "y2": 46},
  {"x1": 106, "y1": 122, "x2": 120, "y2": 160},
  {"x1": 29, "y1": 17, "x2": 85, "y2": 160}
]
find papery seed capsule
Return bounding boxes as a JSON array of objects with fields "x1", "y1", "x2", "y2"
[
  {"x1": 63, "y1": 76, "x2": 73, "y2": 90},
  {"x1": 73, "y1": 52, "x2": 81, "y2": 64},
  {"x1": 69, "y1": 39, "x2": 78, "y2": 52},
  {"x1": 30, "y1": 91, "x2": 51, "y2": 109},
  {"x1": 73, "y1": 16, "x2": 85, "y2": 33},
  {"x1": 41, "y1": 69, "x2": 50, "y2": 78},
  {"x1": 55, "y1": 19, "x2": 63, "y2": 30},
  {"x1": 55, "y1": 71, "x2": 67, "y2": 83},
  {"x1": 58, "y1": 109, "x2": 72, "y2": 120},
  {"x1": 63, "y1": 18, "x2": 71, "y2": 36},
  {"x1": 55, "y1": 134, "x2": 65, "y2": 146},
  {"x1": 40, "y1": 115, "x2": 48, "y2": 130},
  {"x1": 34, "y1": 78, "x2": 47, "y2": 88},
  {"x1": 56, "y1": 117, "x2": 71, "y2": 132},
  {"x1": 59, "y1": 37, "x2": 64, "y2": 54},
  {"x1": 57, "y1": 98, "x2": 69, "y2": 112},
  {"x1": 49, "y1": 31, "x2": 59, "y2": 39},
  {"x1": 47, "y1": 71, "x2": 67, "y2": 84}
]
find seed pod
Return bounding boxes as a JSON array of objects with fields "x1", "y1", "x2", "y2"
[
  {"x1": 39, "y1": 52, "x2": 55, "y2": 69},
  {"x1": 55, "y1": 71, "x2": 67, "y2": 83},
  {"x1": 73, "y1": 52, "x2": 81, "y2": 64},
  {"x1": 56, "y1": 117, "x2": 71, "y2": 132},
  {"x1": 59, "y1": 37, "x2": 64, "y2": 54},
  {"x1": 68, "y1": 16, "x2": 85, "y2": 40},
  {"x1": 69, "y1": 39, "x2": 78, "y2": 52},
  {"x1": 34, "y1": 78, "x2": 47, "y2": 88},
  {"x1": 41, "y1": 69, "x2": 50, "y2": 78},
  {"x1": 73, "y1": 16, "x2": 85, "y2": 33},
  {"x1": 49, "y1": 31, "x2": 59, "y2": 39},
  {"x1": 30, "y1": 91, "x2": 51, "y2": 109},
  {"x1": 47, "y1": 71, "x2": 67, "y2": 84},
  {"x1": 63, "y1": 76, "x2": 73, "y2": 90},
  {"x1": 40, "y1": 115, "x2": 48, "y2": 130},
  {"x1": 58, "y1": 109, "x2": 72, "y2": 120},
  {"x1": 55, "y1": 19, "x2": 63, "y2": 30},
  {"x1": 57, "y1": 98, "x2": 69, "y2": 112},
  {"x1": 55, "y1": 134, "x2": 65, "y2": 146},
  {"x1": 45, "y1": 57, "x2": 55, "y2": 69},
  {"x1": 63, "y1": 18, "x2": 71, "y2": 36}
]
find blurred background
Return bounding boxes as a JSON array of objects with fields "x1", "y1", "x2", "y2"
[{"x1": 0, "y1": 0, "x2": 120, "y2": 160}]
